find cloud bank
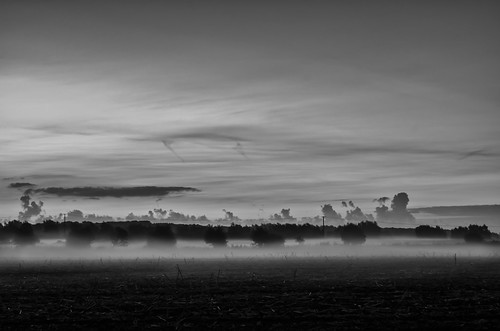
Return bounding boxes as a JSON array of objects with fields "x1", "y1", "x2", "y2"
[
  {"x1": 25, "y1": 186, "x2": 200, "y2": 198},
  {"x1": 8, "y1": 182, "x2": 36, "y2": 188}
]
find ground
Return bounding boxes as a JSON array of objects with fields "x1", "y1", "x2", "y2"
[{"x1": 1, "y1": 256, "x2": 500, "y2": 330}]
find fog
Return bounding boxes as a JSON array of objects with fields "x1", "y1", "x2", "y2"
[{"x1": 1, "y1": 238, "x2": 498, "y2": 261}]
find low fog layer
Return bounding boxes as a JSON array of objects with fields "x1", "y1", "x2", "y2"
[{"x1": 1, "y1": 238, "x2": 498, "y2": 261}]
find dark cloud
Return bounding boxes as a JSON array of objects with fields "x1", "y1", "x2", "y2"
[
  {"x1": 373, "y1": 197, "x2": 390, "y2": 205},
  {"x1": 222, "y1": 209, "x2": 240, "y2": 222},
  {"x1": 375, "y1": 192, "x2": 415, "y2": 223},
  {"x1": 26, "y1": 186, "x2": 200, "y2": 198},
  {"x1": 8, "y1": 182, "x2": 36, "y2": 188},
  {"x1": 18, "y1": 195, "x2": 44, "y2": 221},
  {"x1": 345, "y1": 207, "x2": 374, "y2": 222},
  {"x1": 321, "y1": 204, "x2": 343, "y2": 221},
  {"x1": 270, "y1": 208, "x2": 296, "y2": 221}
]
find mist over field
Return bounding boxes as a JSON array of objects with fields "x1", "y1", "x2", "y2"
[{"x1": 2, "y1": 1, "x2": 500, "y2": 329}]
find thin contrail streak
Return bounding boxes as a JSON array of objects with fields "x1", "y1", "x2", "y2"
[
  {"x1": 161, "y1": 140, "x2": 185, "y2": 162},
  {"x1": 234, "y1": 142, "x2": 250, "y2": 160}
]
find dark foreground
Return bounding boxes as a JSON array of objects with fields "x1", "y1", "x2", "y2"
[{"x1": 1, "y1": 256, "x2": 500, "y2": 330}]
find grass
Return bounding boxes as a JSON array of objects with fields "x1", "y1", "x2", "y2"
[{"x1": 1, "y1": 255, "x2": 500, "y2": 329}]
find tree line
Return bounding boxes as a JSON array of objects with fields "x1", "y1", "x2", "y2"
[{"x1": 0, "y1": 219, "x2": 496, "y2": 248}]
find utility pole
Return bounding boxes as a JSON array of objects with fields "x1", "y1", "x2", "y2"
[{"x1": 322, "y1": 216, "x2": 325, "y2": 237}]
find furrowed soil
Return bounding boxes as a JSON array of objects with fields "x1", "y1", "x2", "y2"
[{"x1": 1, "y1": 256, "x2": 499, "y2": 330}]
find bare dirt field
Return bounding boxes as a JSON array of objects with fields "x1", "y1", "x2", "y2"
[{"x1": 1, "y1": 255, "x2": 500, "y2": 330}]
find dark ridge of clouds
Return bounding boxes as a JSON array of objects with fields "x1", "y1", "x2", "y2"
[
  {"x1": 8, "y1": 182, "x2": 36, "y2": 188},
  {"x1": 26, "y1": 186, "x2": 200, "y2": 198}
]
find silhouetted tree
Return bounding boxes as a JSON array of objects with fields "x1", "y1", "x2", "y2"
[
  {"x1": 251, "y1": 226, "x2": 285, "y2": 246},
  {"x1": 358, "y1": 220, "x2": 381, "y2": 237},
  {"x1": 464, "y1": 224, "x2": 491, "y2": 243},
  {"x1": 14, "y1": 222, "x2": 39, "y2": 246},
  {"x1": 339, "y1": 223, "x2": 366, "y2": 245},
  {"x1": 98, "y1": 222, "x2": 115, "y2": 241},
  {"x1": 66, "y1": 223, "x2": 95, "y2": 247},
  {"x1": 42, "y1": 219, "x2": 60, "y2": 237},
  {"x1": 450, "y1": 226, "x2": 468, "y2": 239},
  {"x1": 128, "y1": 221, "x2": 150, "y2": 240},
  {"x1": 147, "y1": 225, "x2": 176, "y2": 247},
  {"x1": 204, "y1": 226, "x2": 227, "y2": 247},
  {"x1": 415, "y1": 225, "x2": 447, "y2": 238},
  {"x1": 113, "y1": 227, "x2": 129, "y2": 246}
]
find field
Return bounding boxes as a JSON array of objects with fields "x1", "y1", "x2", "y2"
[{"x1": 2, "y1": 253, "x2": 500, "y2": 330}]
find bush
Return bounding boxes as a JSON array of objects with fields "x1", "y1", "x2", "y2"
[
  {"x1": 358, "y1": 220, "x2": 381, "y2": 237},
  {"x1": 14, "y1": 222, "x2": 39, "y2": 246},
  {"x1": 339, "y1": 223, "x2": 366, "y2": 245},
  {"x1": 113, "y1": 227, "x2": 129, "y2": 246},
  {"x1": 251, "y1": 227, "x2": 285, "y2": 247},
  {"x1": 147, "y1": 225, "x2": 176, "y2": 247},
  {"x1": 295, "y1": 236, "x2": 305, "y2": 244},
  {"x1": 464, "y1": 224, "x2": 491, "y2": 243},
  {"x1": 204, "y1": 226, "x2": 227, "y2": 247},
  {"x1": 415, "y1": 225, "x2": 447, "y2": 238},
  {"x1": 66, "y1": 224, "x2": 95, "y2": 247},
  {"x1": 450, "y1": 226, "x2": 468, "y2": 239},
  {"x1": 464, "y1": 231, "x2": 484, "y2": 243},
  {"x1": 452, "y1": 224, "x2": 491, "y2": 243}
]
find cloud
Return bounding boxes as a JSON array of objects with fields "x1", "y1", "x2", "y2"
[
  {"x1": 410, "y1": 205, "x2": 500, "y2": 217},
  {"x1": 19, "y1": 195, "x2": 44, "y2": 220},
  {"x1": 8, "y1": 182, "x2": 36, "y2": 188},
  {"x1": 26, "y1": 186, "x2": 200, "y2": 198},
  {"x1": 375, "y1": 192, "x2": 415, "y2": 223},
  {"x1": 345, "y1": 207, "x2": 374, "y2": 222},
  {"x1": 373, "y1": 197, "x2": 390, "y2": 205},
  {"x1": 321, "y1": 204, "x2": 343, "y2": 221}
]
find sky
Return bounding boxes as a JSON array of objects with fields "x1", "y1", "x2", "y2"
[{"x1": 1, "y1": 0, "x2": 499, "y2": 221}]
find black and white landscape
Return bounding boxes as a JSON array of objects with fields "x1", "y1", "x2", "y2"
[{"x1": 1, "y1": 1, "x2": 499, "y2": 330}]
